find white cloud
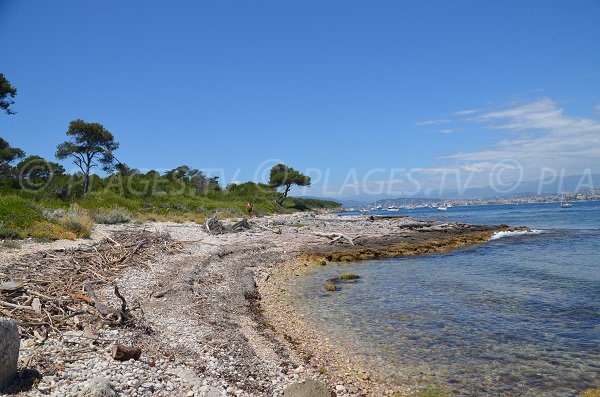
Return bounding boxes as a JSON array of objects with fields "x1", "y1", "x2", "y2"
[
  {"x1": 447, "y1": 97, "x2": 600, "y2": 175},
  {"x1": 454, "y1": 109, "x2": 480, "y2": 116},
  {"x1": 416, "y1": 119, "x2": 450, "y2": 126},
  {"x1": 437, "y1": 128, "x2": 460, "y2": 134}
]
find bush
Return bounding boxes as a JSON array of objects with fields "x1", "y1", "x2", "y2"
[
  {"x1": 92, "y1": 208, "x2": 130, "y2": 224},
  {"x1": 0, "y1": 195, "x2": 46, "y2": 230},
  {"x1": 43, "y1": 208, "x2": 67, "y2": 220},
  {"x1": 0, "y1": 225, "x2": 20, "y2": 239},
  {"x1": 57, "y1": 205, "x2": 94, "y2": 238}
]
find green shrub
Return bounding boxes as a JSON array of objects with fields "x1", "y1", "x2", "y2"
[
  {"x1": 324, "y1": 284, "x2": 338, "y2": 292},
  {"x1": 0, "y1": 195, "x2": 46, "y2": 230},
  {"x1": 0, "y1": 225, "x2": 20, "y2": 239},
  {"x1": 43, "y1": 208, "x2": 67, "y2": 220}
]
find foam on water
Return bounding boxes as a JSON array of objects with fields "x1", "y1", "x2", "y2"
[{"x1": 489, "y1": 229, "x2": 544, "y2": 240}]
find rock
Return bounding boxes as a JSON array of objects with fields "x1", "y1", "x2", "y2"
[
  {"x1": 0, "y1": 317, "x2": 19, "y2": 392},
  {"x1": 77, "y1": 378, "x2": 117, "y2": 397},
  {"x1": 283, "y1": 379, "x2": 330, "y2": 397}
]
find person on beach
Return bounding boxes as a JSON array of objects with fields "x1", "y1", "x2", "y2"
[{"x1": 247, "y1": 201, "x2": 254, "y2": 216}]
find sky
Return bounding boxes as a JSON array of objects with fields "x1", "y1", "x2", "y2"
[{"x1": 1, "y1": 0, "x2": 600, "y2": 198}]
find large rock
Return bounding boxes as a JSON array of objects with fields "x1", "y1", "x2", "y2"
[
  {"x1": 77, "y1": 378, "x2": 117, "y2": 397},
  {"x1": 0, "y1": 317, "x2": 19, "y2": 392},
  {"x1": 284, "y1": 380, "x2": 331, "y2": 397}
]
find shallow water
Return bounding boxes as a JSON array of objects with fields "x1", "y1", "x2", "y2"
[{"x1": 293, "y1": 201, "x2": 600, "y2": 396}]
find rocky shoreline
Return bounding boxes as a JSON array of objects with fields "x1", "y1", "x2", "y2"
[{"x1": 0, "y1": 213, "x2": 519, "y2": 396}]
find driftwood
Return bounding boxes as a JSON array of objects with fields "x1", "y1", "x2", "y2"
[
  {"x1": 111, "y1": 344, "x2": 142, "y2": 361},
  {"x1": 313, "y1": 231, "x2": 356, "y2": 245},
  {"x1": 84, "y1": 283, "x2": 128, "y2": 324},
  {"x1": 232, "y1": 218, "x2": 250, "y2": 231},
  {"x1": 205, "y1": 217, "x2": 225, "y2": 235},
  {"x1": 0, "y1": 230, "x2": 182, "y2": 338},
  {"x1": 255, "y1": 224, "x2": 282, "y2": 234}
]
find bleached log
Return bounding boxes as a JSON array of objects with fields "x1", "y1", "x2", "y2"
[{"x1": 313, "y1": 232, "x2": 356, "y2": 245}]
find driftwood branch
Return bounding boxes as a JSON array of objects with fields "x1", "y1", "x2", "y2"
[
  {"x1": 313, "y1": 231, "x2": 357, "y2": 245},
  {"x1": 232, "y1": 218, "x2": 250, "y2": 231},
  {"x1": 84, "y1": 282, "x2": 123, "y2": 323},
  {"x1": 205, "y1": 217, "x2": 225, "y2": 235},
  {"x1": 255, "y1": 224, "x2": 282, "y2": 234}
]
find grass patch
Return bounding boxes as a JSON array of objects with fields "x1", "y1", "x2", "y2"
[
  {"x1": 0, "y1": 195, "x2": 47, "y2": 232},
  {"x1": 28, "y1": 221, "x2": 77, "y2": 240}
]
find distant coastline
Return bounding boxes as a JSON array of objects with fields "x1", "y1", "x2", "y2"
[{"x1": 338, "y1": 192, "x2": 600, "y2": 212}]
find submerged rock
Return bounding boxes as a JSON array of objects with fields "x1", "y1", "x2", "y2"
[{"x1": 283, "y1": 379, "x2": 330, "y2": 397}]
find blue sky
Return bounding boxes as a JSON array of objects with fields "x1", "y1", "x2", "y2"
[{"x1": 1, "y1": 0, "x2": 600, "y2": 197}]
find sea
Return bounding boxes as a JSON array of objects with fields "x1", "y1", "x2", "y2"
[{"x1": 292, "y1": 201, "x2": 600, "y2": 396}]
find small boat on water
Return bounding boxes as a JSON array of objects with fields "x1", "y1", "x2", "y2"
[
  {"x1": 387, "y1": 205, "x2": 400, "y2": 212},
  {"x1": 560, "y1": 193, "x2": 573, "y2": 208},
  {"x1": 437, "y1": 205, "x2": 448, "y2": 211}
]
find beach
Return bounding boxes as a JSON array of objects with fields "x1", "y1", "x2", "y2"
[{"x1": 0, "y1": 212, "x2": 515, "y2": 396}]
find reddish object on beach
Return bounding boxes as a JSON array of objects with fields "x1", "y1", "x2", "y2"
[{"x1": 111, "y1": 344, "x2": 142, "y2": 361}]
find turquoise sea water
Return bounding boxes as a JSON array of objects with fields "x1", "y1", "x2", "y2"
[{"x1": 293, "y1": 201, "x2": 600, "y2": 396}]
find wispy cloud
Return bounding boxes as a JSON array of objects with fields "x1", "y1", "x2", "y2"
[
  {"x1": 437, "y1": 128, "x2": 460, "y2": 134},
  {"x1": 328, "y1": 97, "x2": 600, "y2": 197},
  {"x1": 454, "y1": 108, "x2": 480, "y2": 116},
  {"x1": 416, "y1": 119, "x2": 450, "y2": 126},
  {"x1": 447, "y1": 98, "x2": 600, "y2": 174},
  {"x1": 593, "y1": 104, "x2": 600, "y2": 114}
]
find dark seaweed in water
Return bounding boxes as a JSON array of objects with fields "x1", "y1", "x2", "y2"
[{"x1": 295, "y1": 201, "x2": 600, "y2": 396}]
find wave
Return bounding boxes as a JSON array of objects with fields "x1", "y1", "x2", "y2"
[{"x1": 490, "y1": 229, "x2": 544, "y2": 240}]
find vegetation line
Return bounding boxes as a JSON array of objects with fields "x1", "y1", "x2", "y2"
[{"x1": 0, "y1": 73, "x2": 339, "y2": 240}]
